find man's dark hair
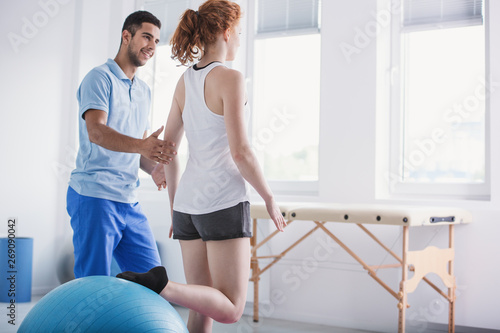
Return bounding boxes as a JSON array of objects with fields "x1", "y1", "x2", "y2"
[{"x1": 122, "y1": 10, "x2": 161, "y2": 38}]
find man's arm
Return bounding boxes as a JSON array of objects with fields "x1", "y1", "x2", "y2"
[{"x1": 84, "y1": 109, "x2": 176, "y2": 164}]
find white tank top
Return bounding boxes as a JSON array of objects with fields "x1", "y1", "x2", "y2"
[{"x1": 173, "y1": 62, "x2": 249, "y2": 214}]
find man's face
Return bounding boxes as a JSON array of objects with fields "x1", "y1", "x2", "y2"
[{"x1": 126, "y1": 23, "x2": 160, "y2": 67}]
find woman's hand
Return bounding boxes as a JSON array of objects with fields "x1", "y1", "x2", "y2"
[
  {"x1": 169, "y1": 224, "x2": 174, "y2": 238},
  {"x1": 169, "y1": 209, "x2": 174, "y2": 238},
  {"x1": 266, "y1": 199, "x2": 287, "y2": 232},
  {"x1": 151, "y1": 163, "x2": 167, "y2": 190}
]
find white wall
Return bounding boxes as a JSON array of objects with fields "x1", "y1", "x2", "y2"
[
  {"x1": 259, "y1": 0, "x2": 500, "y2": 332},
  {"x1": 1, "y1": 0, "x2": 499, "y2": 332},
  {"x1": 0, "y1": 0, "x2": 135, "y2": 294},
  {"x1": 0, "y1": 0, "x2": 79, "y2": 296}
]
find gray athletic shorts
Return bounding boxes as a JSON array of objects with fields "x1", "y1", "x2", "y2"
[{"x1": 172, "y1": 201, "x2": 252, "y2": 241}]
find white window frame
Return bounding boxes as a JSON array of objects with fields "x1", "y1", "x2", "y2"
[
  {"x1": 246, "y1": 0, "x2": 321, "y2": 196},
  {"x1": 383, "y1": 0, "x2": 491, "y2": 201}
]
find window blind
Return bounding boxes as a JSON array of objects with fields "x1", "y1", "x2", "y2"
[
  {"x1": 257, "y1": 0, "x2": 320, "y2": 35},
  {"x1": 403, "y1": 0, "x2": 483, "y2": 31},
  {"x1": 143, "y1": 0, "x2": 189, "y2": 45}
]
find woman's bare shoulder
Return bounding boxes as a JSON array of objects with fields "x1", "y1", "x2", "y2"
[
  {"x1": 209, "y1": 66, "x2": 244, "y2": 86},
  {"x1": 173, "y1": 73, "x2": 186, "y2": 110}
]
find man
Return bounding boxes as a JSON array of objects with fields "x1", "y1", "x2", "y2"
[{"x1": 67, "y1": 11, "x2": 174, "y2": 278}]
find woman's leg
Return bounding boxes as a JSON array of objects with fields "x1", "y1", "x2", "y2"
[
  {"x1": 179, "y1": 239, "x2": 214, "y2": 332},
  {"x1": 160, "y1": 237, "x2": 250, "y2": 324}
]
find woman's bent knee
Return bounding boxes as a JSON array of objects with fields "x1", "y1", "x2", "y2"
[{"x1": 218, "y1": 306, "x2": 244, "y2": 324}]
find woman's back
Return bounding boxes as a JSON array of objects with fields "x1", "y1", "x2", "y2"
[{"x1": 173, "y1": 62, "x2": 249, "y2": 214}]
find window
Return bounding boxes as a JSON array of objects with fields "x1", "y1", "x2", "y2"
[
  {"x1": 386, "y1": 0, "x2": 488, "y2": 199},
  {"x1": 141, "y1": 0, "x2": 190, "y2": 46},
  {"x1": 137, "y1": 0, "x2": 191, "y2": 180},
  {"x1": 249, "y1": 0, "x2": 321, "y2": 193},
  {"x1": 138, "y1": 44, "x2": 186, "y2": 140},
  {"x1": 140, "y1": 0, "x2": 190, "y2": 133}
]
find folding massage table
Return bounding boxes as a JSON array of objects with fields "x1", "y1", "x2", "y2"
[{"x1": 249, "y1": 203, "x2": 472, "y2": 333}]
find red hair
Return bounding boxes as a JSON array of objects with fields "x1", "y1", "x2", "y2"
[{"x1": 170, "y1": 0, "x2": 241, "y2": 66}]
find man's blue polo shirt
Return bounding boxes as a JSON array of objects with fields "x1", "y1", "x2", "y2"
[{"x1": 69, "y1": 59, "x2": 151, "y2": 203}]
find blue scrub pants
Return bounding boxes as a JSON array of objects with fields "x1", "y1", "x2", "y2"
[{"x1": 66, "y1": 186, "x2": 161, "y2": 278}]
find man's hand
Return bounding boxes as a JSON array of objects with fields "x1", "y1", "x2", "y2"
[
  {"x1": 84, "y1": 111, "x2": 178, "y2": 162},
  {"x1": 151, "y1": 163, "x2": 166, "y2": 190},
  {"x1": 140, "y1": 126, "x2": 177, "y2": 164}
]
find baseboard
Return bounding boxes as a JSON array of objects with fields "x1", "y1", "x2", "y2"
[
  {"x1": 397, "y1": 322, "x2": 499, "y2": 333},
  {"x1": 437, "y1": 323, "x2": 499, "y2": 333},
  {"x1": 243, "y1": 306, "x2": 500, "y2": 333}
]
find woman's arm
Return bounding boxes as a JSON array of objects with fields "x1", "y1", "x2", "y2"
[
  {"x1": 163, "y1": 75, "x2": 186, "y2": 236},
  {"x1": 221, "y1": 69, "x2": 286, "y2": 232}
]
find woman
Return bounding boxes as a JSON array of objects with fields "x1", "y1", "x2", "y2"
[{"x1": 117, "y1": 1, "x2": 286, "y2": 331}]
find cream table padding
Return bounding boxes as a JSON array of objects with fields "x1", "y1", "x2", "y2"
[{"x1": 251, "y1": 202, "x2": 472, "y2": 226}]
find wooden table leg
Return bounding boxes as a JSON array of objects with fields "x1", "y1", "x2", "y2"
[
  {"x1": 398, "y1": 226, "x2": 409, "y2": 333},
  {"x1": 252, "y1": 261, "x2": 260, "y2": 322},
  {"x1": 251, "y1": 218, "x2": 260, "y2": 322},
  {"x1": 448, "y1": 225, "x2": 455, "y2": 333}
]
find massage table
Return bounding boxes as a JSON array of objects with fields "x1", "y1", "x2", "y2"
[{"x1": 249, "y1": 203, "x2": 472, "y2": 333}]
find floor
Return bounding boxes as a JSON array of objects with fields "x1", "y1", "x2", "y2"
[{"x1": 175, "y1": 306, "x2": 376, "y2": 333}]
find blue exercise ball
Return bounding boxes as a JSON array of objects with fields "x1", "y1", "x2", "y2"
[{"x1": 18, "y1": 276, "x2": 187, "y2": 333}]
